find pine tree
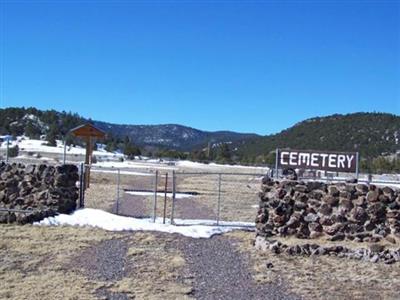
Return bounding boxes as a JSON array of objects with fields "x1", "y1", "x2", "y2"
[{"x1": 46, "y1": 124, "x2": 58, "y2": 147}]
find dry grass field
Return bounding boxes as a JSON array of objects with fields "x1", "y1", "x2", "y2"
[
  {"x1": 0, "y1": 225, "x2": 192, "y2": 300},
  {"x1": 228, "y1": 231, "x2": 400, "y2": 300}
]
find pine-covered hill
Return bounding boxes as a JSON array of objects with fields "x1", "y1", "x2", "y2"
[
  {"x1": 1, "y1": 108, "x2": 399, "y2": 161},
  {"x1": 0, "y1": 107, "x2": 257, "y2": 151},
  {"x1": 236, "y1": 112, "x2": 400, "y2": 159},
  {"x1": 92, "y1": 121, "x2": 258, "y2": 151},
  {"x1": 0, "y1": 107, "x2": 85, "y2": 139}
]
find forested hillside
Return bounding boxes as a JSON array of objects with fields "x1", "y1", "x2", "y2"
[
  {"x1": 1, "y1": 108, "x2": 399, "y2": 172},
  {"x1": 237, "y1": 113, "x2": 400, "y2": 160}
]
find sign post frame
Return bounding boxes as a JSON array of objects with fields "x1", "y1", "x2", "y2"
[
  {"x1": 274, "y1": 148, "x2": 279, "y2": 179},
  {"x1": 276, "y1": 148, "x2": 359, "y2": 175}
]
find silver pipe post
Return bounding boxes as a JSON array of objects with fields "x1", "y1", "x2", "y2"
[
  {"x1": 217, "y1": 173, "x2": 222, "y2": 226},
  {"x1": 63, "y1": 137, "x2": 67, "y2": 165},
  {"x1": 116, "y1": 168, "x2": 120, "y2": 215},
  {"x1": 275, "y1": 148, "x2": 279, "y2": 179},
  {"x1": 163, "y1": 173, "x2": 168, "y2": 224},
  {"x1": 5, "y1": 138, "x2": 9, "y2": 163},
  {"x1": 171, "y1": 170, "x2": 176, "y2": 225},
  {"x1": 355, "y1": 152, "x2": 359, "y2": 180},
  {"x1": 153, "y1": 170, "x2": 158, "y2": 223}
]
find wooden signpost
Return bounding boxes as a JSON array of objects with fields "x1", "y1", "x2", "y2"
[{"x1": 70, "y1": 124, "x2": 106, "y2": 189}]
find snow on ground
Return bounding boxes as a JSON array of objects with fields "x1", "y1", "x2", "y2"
[
  {"x1": 35, "y1": 208, "x2": 254, "y2": 238},
  {"x1": 94, "y1": 159, "x2": 269, "y2": 173},
  {"x1": 0, "y1": 137, "x2": 122, "y2": 158},
  {"x1": 176, "y1": 160, "x2": 268, "y2": 171},
  {"x1": 91, "y1": 169, "x2": 153, "y2": 176},
  {"x1": 125, "y1": 191, "x2": 194, "y2": 199},
  {"x1": 94, "y1": 160, "x2": 177, "y2": 170}
]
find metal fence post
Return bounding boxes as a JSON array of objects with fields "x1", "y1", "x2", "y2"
[
  {"x1": 355, "y1": 152, "x2": 359, "y2": 180},
  {"x1": 275, "y1": 148, "x2": 279, "y2": 179},
  {"x1": 5, "y1": 139, "x2": 9, "y2": 163},
  {"x1": 153, "y1": 170, "x2": 158, "y2": 223},
  {"x1": 171, "y1": 170, "x2": 176, "y2": 225},
  {"x1": 79, "y1": 163, "x2": 85, "y2": 208},
  {"x1": 116, "y1": 168, "x2": 120, "y2": 215},
  {"x1": 63, "y1": 138, "x2": 67, "y2": 165},
  {"x1": 217, "y1": 173, "x2": 222, "y2": 226},
  {"x1": 163, "y1": 172, "x2": 168, "y2": 224}
]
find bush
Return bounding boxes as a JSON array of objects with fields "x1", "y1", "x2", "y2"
[{"x1": 8, "y1": 145, "x2": 19, "y2": 158}]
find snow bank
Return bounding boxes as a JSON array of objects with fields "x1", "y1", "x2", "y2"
[
  {"x1": 35, "y1": 208, "x2": 254, "y2": 238},
  {"x1": 125, "y1": 191, "x2": 194, "y2": 199},
  {"x1": 91, "y1": 169, "x2": 153, "y2": 176},
  {"x1": 0, "y1": 137, "x2": 122, "y2": 158},
  {"x1": 94, "y1": 160, "x2": 177, "y2": 170},
  {"x1": 177, "y1": 160, "x2": 268, "y2": 171}
]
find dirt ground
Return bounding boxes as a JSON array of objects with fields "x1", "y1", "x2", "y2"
[
  {"x1": 228, "y1": 231, "x2": 400, "y2": 300},
  {"x1": 2, "y1": 224, "x2": 399, "y2": 300},
  {"x1": 3, "y1": 162, "x2": 400, "y2": 299},
  {"x1": 0, "y1": 225, "x2": 192, "y2": 300}
]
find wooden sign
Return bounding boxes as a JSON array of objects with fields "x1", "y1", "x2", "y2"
[
  {"x1": 71, "y1": 124, "x2": 106, "y2": 188},
  {"x1": 70, "y1": 124, "x2": 106, "y2": 139},
  {"x1": 277, "y1": 149, "x2": 358, "y2": 173}
]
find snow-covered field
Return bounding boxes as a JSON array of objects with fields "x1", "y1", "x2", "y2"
[{"x1": 0, "y1": 136, "x2": 123, "y2": 158}]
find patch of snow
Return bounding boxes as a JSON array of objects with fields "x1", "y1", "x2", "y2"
[
  {"x1": 94, "y1": 160, "x2": 177, "y2": 170},
  {"x1": 35, "y1": 208, "x2": 253, "y2": 238},
  {"x1": 0, "y1": 137, "x2": 123, "y2": 158},
  {"x1": 177, "y1": 160, "x2": 268, "y2": 171},
  {"x1": 92, "y1": 169, "x2": 153, "y2": 176},
  {"x1": 125, "y1": 191, "x2": 194, "y2": 199}
]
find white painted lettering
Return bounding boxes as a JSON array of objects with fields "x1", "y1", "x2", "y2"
[
  {"x1": 311, "y1": 153, "x2": 319, "y2": 167},
  {"x1": 298, "y1": 153, "x2": 310, "y2": 166},
  {"x1": 289, "y1": 152, "x2": 298, "y2": 166},
  {"x1": 337, "y1": 155, "x2": 346, "y2": 169},
  {"x1": 328, "y1": 154, "x2": 337, "y2": 168},
  {"x1": 346, "y1": 155, "x2": 354, "y2": 169},
  {"x1": 320, "y1": 153, "x2": 329, "y2": 167},
  {"x1": 280, "y1": 151, "x2": 289, "y2": 165}
]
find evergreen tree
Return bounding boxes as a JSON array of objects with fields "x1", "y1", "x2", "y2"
[
  {"x1": 25, "y1": 121, "x2": 41, "y2": 139},
  {"x1": 46, "y1": 124, "x2": 58, "y2": 146},
  {"x1": 216, "y1": 144, "x2": 232, "y2": 163}
]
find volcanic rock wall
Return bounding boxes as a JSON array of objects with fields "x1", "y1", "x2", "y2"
[
  {"x1": 0, "y1": 162, "x2": 79, "y2": 224},
  {"x1": 256, "y1": 177, "x2": 400, "y2": 243}
]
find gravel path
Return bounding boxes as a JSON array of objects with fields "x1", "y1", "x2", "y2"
[
  {"x1": 173, "y1": 197, "x2": 217, "y2": 220},
  {"x1": 114, "y1": 190, "x2": 216, "y2": 221},
  {"x1": 73, "y1": 195, "x2": 299, "y2": 300},
  {"x1": 112, "y1": 192, "x2": 151, "y2": 218},
  {"x1": 172, "y1": 235, "x2": 299, "y2": 300},
  {"x1": 68, "y1": 238, "x2": 130, "y2": 300}
]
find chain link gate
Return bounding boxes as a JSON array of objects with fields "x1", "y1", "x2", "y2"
[
  {"x1": 170, "y1": 172, "x2": 263, "y2": 226},
  {"x1": 81, "y1": 165, "x2": 262, "y2": 226}
]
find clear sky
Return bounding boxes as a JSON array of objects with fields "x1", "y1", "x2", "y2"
[{"x1": 0, "y1": 0, "x2": 399, "y2": 135}]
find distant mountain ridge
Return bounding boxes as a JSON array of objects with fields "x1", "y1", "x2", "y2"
[
  {"x1": 92, "y1": 121, "x2": 258, "y2": 151},
  {"x1": 0, "y1": 107, "x2": 258, "y2": 151},
  {"x1": 0, "y1": 108, "x2": 399, "y2": 159}
]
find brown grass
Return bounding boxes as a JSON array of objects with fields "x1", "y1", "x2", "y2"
[
  {"x1": 0, "y1": 225, "x2": 191, "y2": 299},
  {"x1": 227, "y1": 231, "x2": 400, "y2": 300}
]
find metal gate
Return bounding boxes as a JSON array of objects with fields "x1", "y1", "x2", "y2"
[{"x1": 82, "y1": 166, "x2": 262, "y2": 226}]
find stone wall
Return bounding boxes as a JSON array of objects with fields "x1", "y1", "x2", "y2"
[
  {"x1": 0, "y1": 162, "x2": 79, "y2": 224},
  {"x1": 256, "y1": 177, "x2": 400, "y2": 242}
]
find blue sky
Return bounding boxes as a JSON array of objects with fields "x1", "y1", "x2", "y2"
[{"x1": 0, "y1": 0, "x2": 399, "y2": 135}]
